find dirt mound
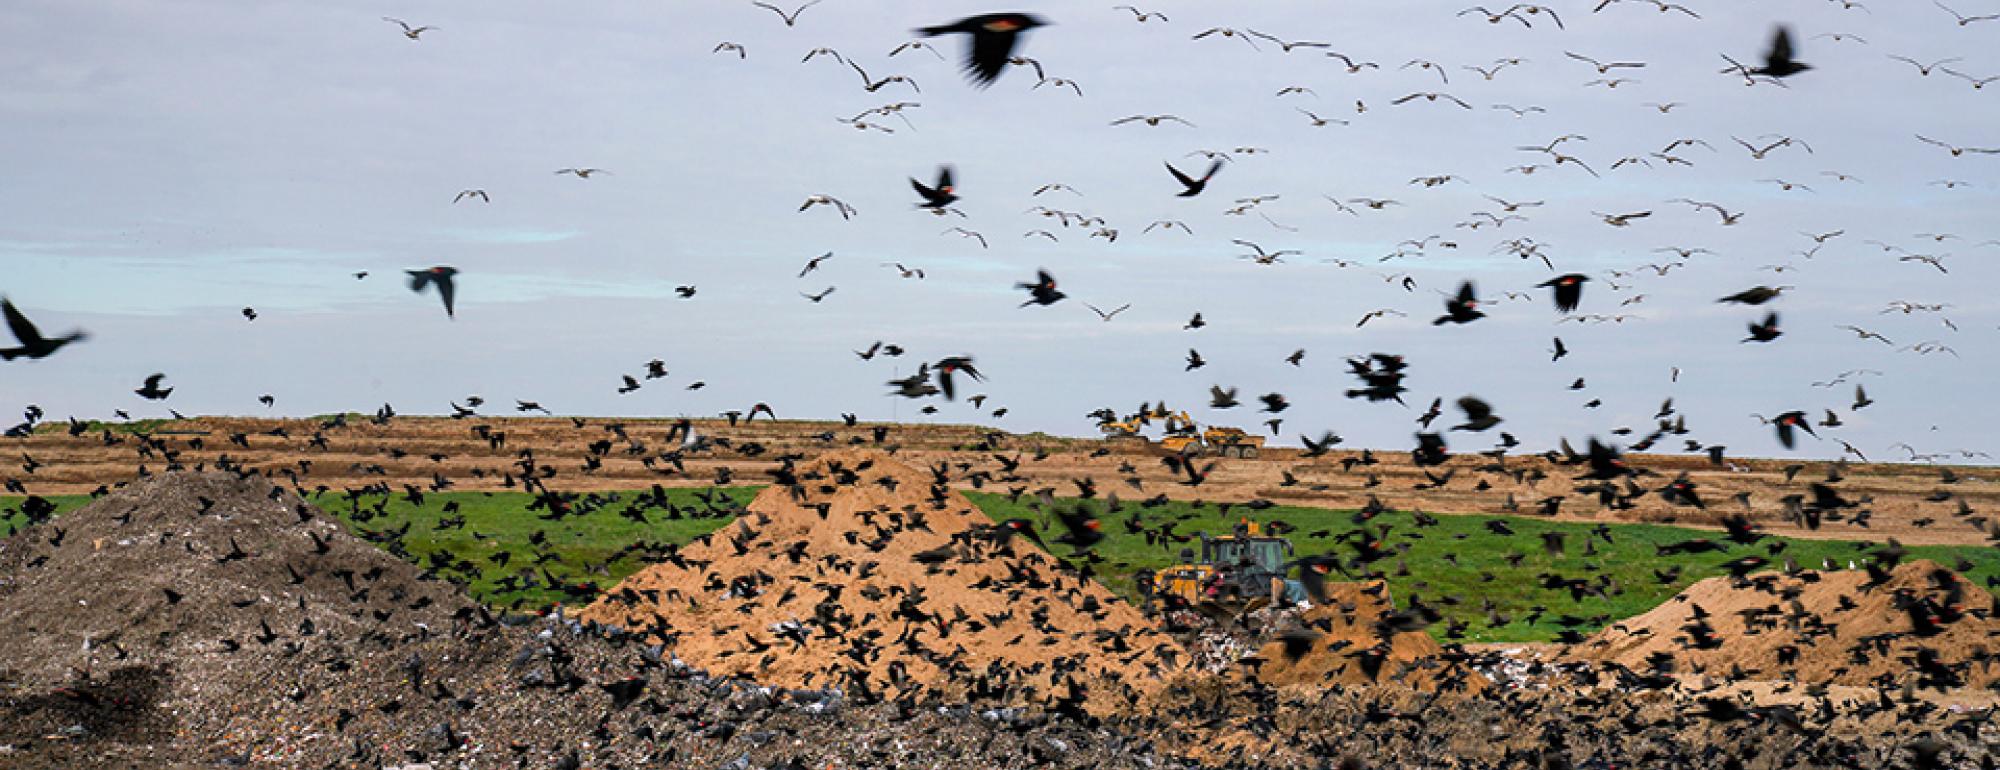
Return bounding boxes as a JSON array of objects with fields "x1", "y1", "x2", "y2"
[
  {"x1": 579, "y1": 448, "x2": 1187, "y2": 710},
  {"x1": 0, "y1": 472, "x2": 480, "y2": 761},
  {"x1": 0, "y1": 471, "x2": 1203, "y2": 769},
  {"x1": 1570, "y1": 560, "x2": 2000, "y2": 689},
  {"x1": 1250, "y1": 581, "x2": 1487, "y2": 693}
]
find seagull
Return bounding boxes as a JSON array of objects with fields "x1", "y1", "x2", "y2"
[
  {"x1": 943, "y1": 227, "x2": 988, "y2": 248},
  {"x1": 382, "y1": 17, "x2": 438, "y2": 40},
  {"x1": 555, "y1": 168, "x2": 608, "y2": 178},
  {"x1": 751, "y1": 0, "x2": 823, "y2": 27},
  {"x1": 799, "y1": 194, "x2": 856, "y2": 219},
  {"x1": 452, "y1": 189, "x2": 489, "y2": 203},
  {"x1": 1086, "y1": 303, "x2": 1131, "y2": 322}
]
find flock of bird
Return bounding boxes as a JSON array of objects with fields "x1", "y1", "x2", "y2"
[
  {"x1": 3, "y1": 0, "x2": 1991, "y2": 473},
  {"x1": 5, "y1": 5, "x2": 2000, "y2": 768}
]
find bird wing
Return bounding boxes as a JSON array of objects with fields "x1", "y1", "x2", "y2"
[
  {"x1": 1767, "y1": 26, "x2": 1795, "y2": 68},
  {"x1": 2, "y1": 299, "x2": 44, "y2": 345},
  {"x1": 965, "y1": 24, "x2": 1016, "y2": 85},
  {"x1": 1164, "y1": 162, "x2": 1196, "y2": 187},
  {"x1": 436, "y1": 274, "x2": 457, "y2": 317}
]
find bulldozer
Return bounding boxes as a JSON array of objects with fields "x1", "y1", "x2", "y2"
[
  {"x1": 1097, "y1": 416, "x2": 1148, "y2": 440},
  {"x1": 1150, "y1": 520, "x2": 1296, "y2": 623},
  {"x1": 1158, "y1": 425, "x2": 1266, "y2": 458}
]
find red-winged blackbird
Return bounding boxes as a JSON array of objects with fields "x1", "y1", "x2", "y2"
[
  {"x1": 1537, "y1": 273, "x2": 1589, "y2": 313},
  {"x1": 916, "y1": 13, "x2": 1049, "y2": 87},
  {"x1": 407, "y1": 266, "x2": 458, "y2": 318},
  {"x1": 910, "y1": 166, "x2": 957, "y2": 209},
  {"x1": 1015, "y1": 269, "x2": 1065, "y2": 307},
  {"x1": 1743, "y1": 311, "x2": 1781, "y2": 342},
  {"x1": 1433, "y1": 281, "x2": 1484, "y2": 325}
]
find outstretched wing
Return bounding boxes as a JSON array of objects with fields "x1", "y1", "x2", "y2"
[
  {"x1": 2, "y1": 299, "x2": 45, "y2": 345},
  {"x1": 1766, "y1": 26, "x2": 1794, "y2": 68}
]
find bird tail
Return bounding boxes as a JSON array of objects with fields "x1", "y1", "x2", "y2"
[{"x1": 0, "y1": 349, "x2": 17, "y2": 361}]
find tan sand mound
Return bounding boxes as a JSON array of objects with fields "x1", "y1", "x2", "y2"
[
  {"x1": 1250, "y1": 581, "x2": 1488, "y2": 693},
  {"x1": 579, "y1": 448, "x2": 1187, "y2": 709},
  {"x1": 1571, "y1": 559, "x2": 2000, "y2": 689}
]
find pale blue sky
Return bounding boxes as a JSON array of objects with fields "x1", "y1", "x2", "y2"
[{"x1": 1, "y1": 0, "x2": 1995, "y2": 463}]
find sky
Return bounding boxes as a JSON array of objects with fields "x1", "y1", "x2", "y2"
[{"x1": 1, "y1": 0, "x2": 1996, "y2": 464}]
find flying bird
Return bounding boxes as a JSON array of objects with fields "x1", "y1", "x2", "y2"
[
  {"x1": 381, "y1": 17, "x2": 437, "y2": 40},
  {"x1": 750, "y1": 0, "x2": 822, "y2": 27},
  {"x1": 1731, "y1": 26, "x2": 1811, "y2": 79},
  {"x1": 799, "y1": 194, "x2": 857, "y2": 219},
  {"x1": 1015, "y1": 269, "x2": 1065, "y2": 307},
  {"x1": 1165, "y1": 160, "x2": 1223, "y2": 197},
  {"x1": 911, "y1": 166, "x2": 958, "y2": 209},
  {"x1": 916, "y1": 13, "x2": 1048, "y2": 86},
  {"x1": 134, "y1": 373, "x2": 173, "y2": 401},
  {"x1": 1743, "y1": 312, "x2": 1782, "y2": 342},
  {"x1": 0, "y1": 299, "x2": 87, "y2": 361},
  {"x1": 407, "y1": 266, "x2": 459, "y2": 318},
  {"x1": 798, "y1": 252, "x2": 833, "y2": 277},
  {"x1": 1537, "y1": 274, "x2": 1590, "y2": 313},
  {"x1": 1433, "y1": 281, "x2": 1485, "y2": 325}
]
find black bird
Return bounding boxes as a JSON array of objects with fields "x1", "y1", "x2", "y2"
[
  {"x1": 407, "y1": 266, "x2": 459, "y2": 318},
  {"x1": 1433, "y1": 281, "x2": 1485, "y2": 325},
  {"x1": 1015, "y1": 269, "x2": 1066, "y2": 307},
  {"x1": 135, "y1": 373, "x2": 173, "y2": 401},
  {"x1": 916, "y1": 13, "x2": 1049, "y2": 86},
  {"x1": 1744, "y1": 312, "x2": 1782, "y2": 342},
  {"x1": 1717, "y1": 285, "x2": 1788, "y2": 305},
  {"x1": 910, "y1": 166, "x2": 958, "y2": 209},
  {"x1": 1452, "y1": 397, "x2": 1502, "y2": 431},
  {"x1": 1053, "y1": 506, "x2": 1104, "y2": 552},
  {"x1": 1412, "y1": 433, "x2": 1449, "y2": 466},
  {"x1": 0, "y1": 299, "x2": 88, "y2": 361},
  {"x1": 1537, "y1": 274, "x2": 1589, "y2": 313},
  {"x1": 1165, "y1": 160, "x2": 1223, "y2": 197},
  {"x1": 1769, "y1": 410, "x2": 1816, "y2": 449},
  {"x1": 1746, "y1": 26, "x2": 1811, "y2": 78},
  {"x1": 934, "y1": 356, "x2": 983, "y2": 400}
]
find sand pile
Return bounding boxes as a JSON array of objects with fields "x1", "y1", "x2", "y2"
[
  {"x1": 1571, "y1": 560, "x2": 2000, "y2": 689},
  {"x1": 1249, "y1": 581, "x2": 1487, "y2": 693},
  {"x1": 579, "y1": 448, "x2": 1187, "y2": 709}
]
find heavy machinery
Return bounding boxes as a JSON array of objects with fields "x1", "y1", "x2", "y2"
[
  {"x1": 1151, "y1": 520, "x2": 1296, "y2": 618},
  {"x1": 1159, "y1": 425, "x2": 1266, "y2": 458},
  {"x1": 1097, "y1": 416, "x2": 1148, "y2": 440}
]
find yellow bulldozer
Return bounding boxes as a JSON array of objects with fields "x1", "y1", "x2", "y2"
[
  {"x1": 1148, "y1": 520, "x2": 1297, "y2": 624},
  {"x1": 1158, "y1": 425, "x2": 1266, "y2": 458}
]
